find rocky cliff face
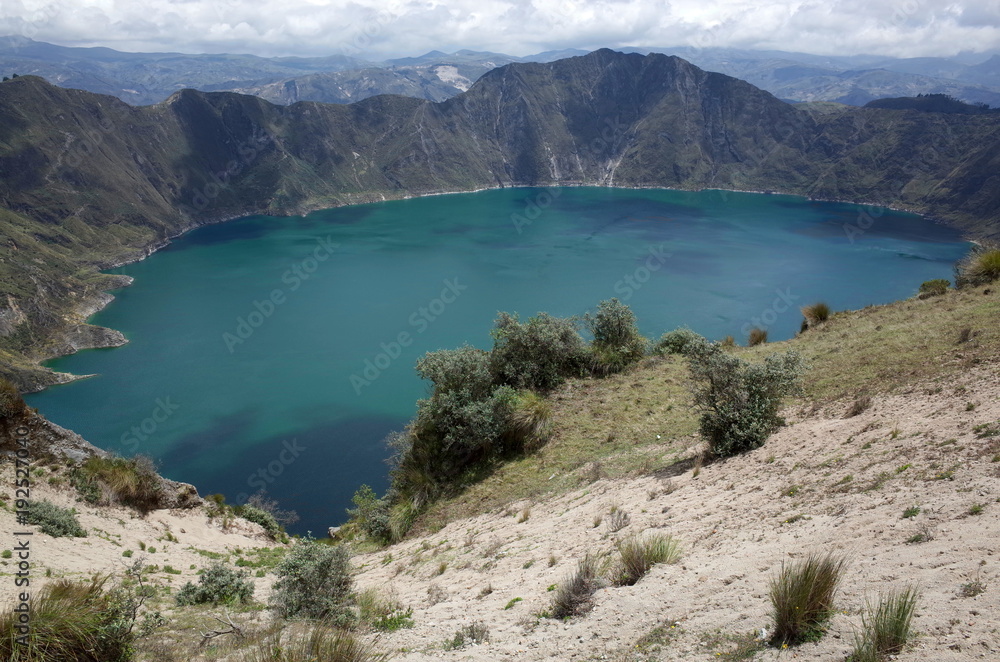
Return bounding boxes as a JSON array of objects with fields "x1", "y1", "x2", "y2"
[{"x1": 0, "y1": 49, "x2": 998, "y2": 388}]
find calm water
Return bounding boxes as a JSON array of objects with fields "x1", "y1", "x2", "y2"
[{"x1": 26, "y1": 187, "x2": 968, "y2": 533}]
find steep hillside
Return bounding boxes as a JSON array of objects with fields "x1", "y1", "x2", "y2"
[
  {"x1": 1, "y1": 49, "x2": 999, "y2": 388},
  {"x1": 2, "y1": 279, "x2": 997, "y2": 662}
]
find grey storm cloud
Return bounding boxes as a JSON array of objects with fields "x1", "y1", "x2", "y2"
[{"x1": 0, "y1": 0, "x2": 998, "y2": 58}]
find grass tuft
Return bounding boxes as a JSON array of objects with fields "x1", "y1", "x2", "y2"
[
  {"x1": 800, "y1": 302, "x2": 831, "y2": 329},
  {"x1": 550, "y1": 555, "x2": 602, "y2": 619},
  {"x1": 747, "y1": 327, "x2": 768, "y2": 347},
  {"x1": 769, "y1": 552, "x2": 847, "y2": 646},
  {"x1": 848, "y1": 587, "x2": 919, "y2": 662},
  {"x1": 614, "y1": 533, "x2": 681, "y2": 586}
]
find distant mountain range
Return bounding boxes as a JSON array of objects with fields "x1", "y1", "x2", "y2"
[
  {"x1": 0, "y1": 49, "x2": 998, "y2": 391},
  {"x1": 2, "y1": 36, "x2": 998, "y2": 108}
]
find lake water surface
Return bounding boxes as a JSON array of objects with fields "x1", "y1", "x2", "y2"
[{"x1": 26, "y1": 187, "x2": 969, "y2": 533}]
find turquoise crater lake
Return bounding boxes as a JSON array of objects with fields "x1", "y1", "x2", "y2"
[{"x1": 26, "y1": 187, "x2": 969, "y2": 533}]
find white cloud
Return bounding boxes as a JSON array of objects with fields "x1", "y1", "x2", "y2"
[{"x1": 0, "y1": 0, "x2": 997, "y2": 58}]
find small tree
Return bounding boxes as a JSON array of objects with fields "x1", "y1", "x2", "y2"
[
  {"x1": 270, "y1": 540, "x2": 353, "y2": 625},
  {"x1": 687, "y1": 339, "x2": 804, "y2": 457},
  {"x1": 587, "y1": 298, "x2": 647, "y2": 375},
  {"x1": 346, "y1": 484, "x2": 391, "y2": 544}
]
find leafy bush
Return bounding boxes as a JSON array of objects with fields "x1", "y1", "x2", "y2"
[
  {"x1": 848, "y1": 587, "x2": 919, "y2": 662},
  {"x1": 238, "y1": 624, "x2": 388, "y2": 662},
  {"x1": 70, "y1": 455, "x2": 162, "y2": 513},
  {"x1": 236, "y1": 504, "x2": 282, "y2": 539},
  {"x1": 955, "y1": 245, "x2": 1000, "y2": 288},
  {"x1": 687, "y1": 339, "x2": 804, "y2": 457},
  {"x1": 490, "y1": 312, "x2": 588, "y2": 391},
  {"x1": 176, "y1": 562, "x2": 254, "y2": 606},
  {"x1": 614, "y1": 534, "x2": 681, "y2": 586},
  {"x1": 270, "y1": 540, "x2": 353, "y2": 625},
  {"x1": 347, "y1": 485, "x2": 392, "y2": 544},
  {"x1": 800, "y1": 302, "x2": 831, "y2": 329},
  {"x1": 550, "y1": 555, "x2": 602, "y2": 619},
  {"x1": 25, "y1": 500, "x2": 87, "y2": 538},
  {"x1": 769, "y1": 552, "x2": 847, "y2": 646},
  {"x1": 0, "y1": 570, "x2": 160, "y2": 662},
  {"x1": 586, "y1": 298, "x2": 647, "y2": 375},
  {"x1": 918, "y1": 279, "x2": 950, "y2": 298},
  {"x1": 653, "y1": 327, "x2": 704, "y2": 355},
  {"x1": 0, "y1": 378, "x2": 25, "y2": 420},
  {"x1": 747, "y1": 327, "x2": 768, "y2": 346}
]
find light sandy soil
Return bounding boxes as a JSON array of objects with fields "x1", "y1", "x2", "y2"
[
  {"x1": 351, "y1": 364, "x2": 999, "y2": 661},
  {"x1": 0, "y1": 363, "x2": 996, "y2": 661}
]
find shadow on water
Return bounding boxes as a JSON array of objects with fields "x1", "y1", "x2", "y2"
[{"x1": 168, "y1": 414, "x2": 407, "y2": 535}]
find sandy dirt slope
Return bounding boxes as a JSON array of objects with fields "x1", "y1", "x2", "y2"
[{"x1": 350, "y1": 364, "x2": 999, "y2": 661}]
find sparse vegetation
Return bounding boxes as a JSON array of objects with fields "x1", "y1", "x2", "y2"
[
  {"x1": 443, "y1": 621, "x2": 489, "y2": 649},
  {"x1": 848, "y1": 587, "x2": 919, "y2": 662},
  {"x1": 237, "y1": 624, "x2": 388, "y2": 662},
  {"x1": 769, "y1": 552, "x2": 847, "y2": 646},
  {"x1": 687, "y1": 338, "x2": 804, "y2": 457},
  {"x1": 175, "y1": 561, "x2": 254, "y2": 606},
  {"x1": 356, "y1": 588, "x2": 414, "y2": 631},
  {"x1": 235, "y1": 504, "x2": 282, "y2": 539},
  {"x1": 614, "y1": 533, "x2": 681, "y2": 586},
  {"x1": 549, "y1": 555, "x2": 602, "y2": 619},
  {"x1": 0, "y1": 377, "x2": 26, "y2": 420},
  {"x1": 24, "y1": 499, "x2": 87, "y2": 538},
  {"x1": 844, "y1": 394, "x2": 872, "y2": 418},
  {"x1": 605, "y1": 506, "x2": 630, "y2": 532},
  {"x1": 902, "y1": 506, "x2": 920, "y2": 518}
]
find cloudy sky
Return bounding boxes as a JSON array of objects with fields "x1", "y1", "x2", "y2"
[{"x1": 1, "y1": 0, "x2": 998, "y2": 59}]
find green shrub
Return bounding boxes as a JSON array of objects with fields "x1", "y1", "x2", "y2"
[
  {"x1": 614, "y1": 534, "x2": 681, "y2": 586},
  {"x1": 955, "y1": 245, "x2": 1000, "y2": 288},
  {"x1": 687, "y1": 339, "x2": 804, "y2": 457},
  {"x1": 918, "y1": 279, "x2": 950, "y2": 298},
  {"x1": 25, "y1": 500, "x2": 87, "y2": 538},
  {"x1": 347, "y1": 485, "x2": 392, "y2": 544},
  {"x1": 800, "y1": 302, "x2": 831, "y2": 329},
  {"x1": 550, "y1": 555, "x2": 602, "y2": 620},
  {"x1": 848, "y1": 587, "x2": 919, "y2": 662},
  {"x1": 70, "y1": 455, "x2": 162, "y2": 513},
  {"x1": 769, "y1": 552, "x2": 847, "y2": 646},
  {"x1": 747, "y1": 327, "x2": 768, "y2": 346},
  {"x1": 238, "y1": 624, "x2": 387, "y2": 662},
  {"x1": 175, "y1": 562, "x2": 254, "y2": 606},
  {"x1": 270, "y1": 540, "x2": 353, "y2": 625},
  {"x1": 0, "y1": 572, "x2": 159, "y2": 662},
  {"x1": 0, "y1": 378, "x2": 25, "y2": 420},
  {"x1": 586, "y1": 298, "x2": 647, "y2": 375},
  {"x1": 653, "y1": 327, "x2": 704, "y2": 355},
  {"x1": 490, "y1": 312, "x2": 588, "y2": 391},
  {"x1": 236, "y1": 504, "x2": 282, "y2": 539}
]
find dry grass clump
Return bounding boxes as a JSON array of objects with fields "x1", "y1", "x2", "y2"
[
  {"x1": 238, "y1": 624, "x2": 387, "y2": 662},
  {"x1": 769, "y1": 552, "x2": 847, "y2": 646},
  {"x1": 550, "y1": 555, "x2": 602, "y2": 619},
  {"x1": 71, "y1": 455, "x2": 163, "y2": 513},
  {"x1": 747, "y1": 327, "x2": 768, "y2": 347},
  {"x1": 800, "y1": 302, "x2": 831, "y2": 329},
  {"x1": 614, "y1": 534, "x2": 681, "y2": 586},
  {"x1": 848, "y1": 587, "x2": 919, "y2": 662},
  {"x1": 955, "y1": 246, "x2": 1000, "y2": 288},
  {"x1": 844, "y1": 394, "x2": 873, "y2": 418}
]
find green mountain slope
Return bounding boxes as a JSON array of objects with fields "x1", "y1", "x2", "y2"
[{"x1": 0, "y1": 49, "x2": 998, "y2": 389}]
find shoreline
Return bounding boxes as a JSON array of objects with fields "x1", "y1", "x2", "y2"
[{"x1": 31, "y1": 181, "x2": 976, "y2": 393}]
